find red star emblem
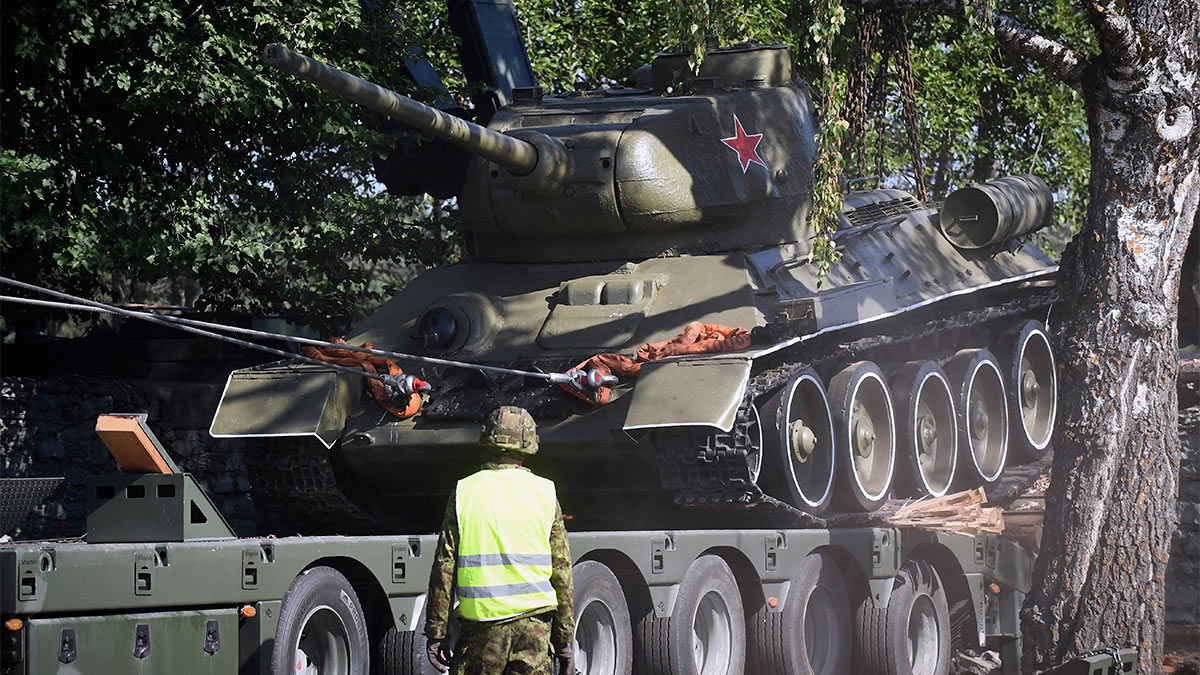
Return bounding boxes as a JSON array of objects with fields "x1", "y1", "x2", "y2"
[{"x1": 720, "y1": 115, "x2": 767, "y2": 173}]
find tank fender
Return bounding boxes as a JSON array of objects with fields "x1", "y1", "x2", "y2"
[
  {"x1": 622, "y1": 357, "x2": 751, "y2": 433},
  {"x1": 209, "y1": 364, "x2": 362, "y2": 449}
]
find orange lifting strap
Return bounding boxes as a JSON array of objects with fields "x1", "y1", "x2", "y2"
[
  {"x1": 95, "y1": 414, "x2": 175, "y2": 474},
  {"x1": 563, "y1": 322, "x2": 753, "y2": 406},
  {"x1": 304, "y1": 337, "x2": 422, "y2": 420}
]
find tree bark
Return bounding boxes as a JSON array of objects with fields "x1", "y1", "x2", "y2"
[
  {"x1": 1020, "y1": 1, "x2": 1199, "y2": 671},
  {"x1": 859, "y1": 0, "x2": 1198, "y2": 669}
]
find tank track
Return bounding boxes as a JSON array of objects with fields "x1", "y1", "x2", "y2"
[
  {"x1": 651, "y1": 406, "x2": 827, "y2": 524},
  {"x1": 650, "y1": 292, "x2": 1057, "y2": 522}
]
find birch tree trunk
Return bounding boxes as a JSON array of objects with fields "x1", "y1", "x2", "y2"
[
  {"x1": 1019, "y1": 1, "x2": 1199, "y2": 671},
  {"x1": 861, "y1": 0, "x2": 1198, "y2": 667}
]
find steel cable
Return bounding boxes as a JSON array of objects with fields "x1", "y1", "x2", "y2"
[{"x1": 0, "y1": 277, "x2": 572, "y2": 385}]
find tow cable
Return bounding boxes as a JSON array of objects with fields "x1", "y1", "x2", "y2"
[{"x1": 0, "y1": 277, "x2": 611, "y2": 400}]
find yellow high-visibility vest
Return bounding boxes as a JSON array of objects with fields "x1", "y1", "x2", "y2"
[{"x1": 455, "y1": 467, "x2": 558, "y2": 621}]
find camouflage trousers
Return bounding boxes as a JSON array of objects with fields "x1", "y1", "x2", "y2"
[{"x1": 450, "y1": 613, "x2": 554, "y2": 675}]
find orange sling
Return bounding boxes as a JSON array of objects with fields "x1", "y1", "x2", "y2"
[
  {"x1": 304, "y1": 338, "x2": 423, "y2": 419},
  {"x1": 562, "y1": 322, "x2": 752, "y2": 406}
]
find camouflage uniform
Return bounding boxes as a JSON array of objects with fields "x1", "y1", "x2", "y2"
[{"x1": 424, "y1": 461, "x2": 574, "y2": 675}]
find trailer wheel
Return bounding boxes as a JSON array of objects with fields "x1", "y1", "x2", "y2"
[
  {"x1": 781, "y1": 552, "x2": 850, "y2": 675},
  {"x1": 639, "y1": 554, "x2": 745, "y2": 675},
  {"x1": 381, "y1": 607, "x2": 458, "y2": 675},
  {"x1": 272, "y1": 566, "x2": 369, "y2": 675},
  {"x1": 374, "y1": 605, "x2": 444, "y2": 675},
  {"x1": 573, "y1": 561, "x2": 633, "y2": 675},
  {"x1": 856, "y1": 559, "x2": 950, "y2": 675}
]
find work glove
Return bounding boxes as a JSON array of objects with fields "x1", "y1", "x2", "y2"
[{"x1": 426, "y1": 637, "x2": 451, "y2": 673}]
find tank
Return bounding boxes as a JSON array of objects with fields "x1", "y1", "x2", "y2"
[{"x1": 210, "y1": 44, "x2": 1060, "y2": 534}]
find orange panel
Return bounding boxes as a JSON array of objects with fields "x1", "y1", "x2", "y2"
[{"x1": 94, "y1": 415, "x2": 173, "y2": 474}]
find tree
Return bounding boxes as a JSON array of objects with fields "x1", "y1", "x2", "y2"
[
  {"x1": 0, "y1": 1, "x2": 461, "y2": 333},
  {"x1": 1, "y1": 0, "x2": 1094, "y2": 332},
  {"x1": 652, "y1": 0, "x2": 1196, "y2": 667},
  {"x1": 850, "y1": 0, "x2": 1198, "y2": 670}
]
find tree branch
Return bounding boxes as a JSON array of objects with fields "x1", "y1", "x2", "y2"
[
  {"x1": 858, "y1": 0, "x2": 1088, "y2": 89},
  {"x1": 1088, "y1": 1, "x2": 1140, "y2": 79}
]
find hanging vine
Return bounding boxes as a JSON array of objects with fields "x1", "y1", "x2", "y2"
[{"x1": 807, "y1": 0, "x2": 850, "y2": 283}]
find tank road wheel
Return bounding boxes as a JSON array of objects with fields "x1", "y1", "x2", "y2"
[
  {"x1": 637, "y1": 555, "x2": 746, "y2": 675},
  {"x1": 856, "y1": 559, "x2": 951, "y2": 675},
  {"x1": 830, "y1": 362, "x2": 896, "y2": 511},
  {"x1": 743, "y1": 404, "x2": 765, "y2": 486},
  {"x1": 572, "y1": 561, "x2": 634, "y2": 675},
  {"x1": 272, "y1": 566, "x2": 369, "y2": 675},
  {"x1": 890, "y1": 361, "x2": 958, "y2": 498},
  {"x1": 759, "y1": 369, "x2": 837, "y2": 514},
  {"x1": 999, "y1": 320, "x2": 1057, "y2": 464},
  {"x1": 781, "y1": 552, "x2": 851, "y2": 675},
  {"x1": 944, "y1": 349, "x2": 1009, "y2": 488}
]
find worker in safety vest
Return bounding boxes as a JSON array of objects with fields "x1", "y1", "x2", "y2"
[{"x1": 424, "y1": 406, "x2": 575, "y2": 675}]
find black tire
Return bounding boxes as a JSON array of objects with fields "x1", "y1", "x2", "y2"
[
  {"x1": 998, "y1": 320, "x2": 1056, "y2": 464},
  {"x1": 779, "y1": 552, "x2": 851, "y2": 675},
  {"x1": 759, "y1": 369, "x2": 837, "y2": 514},
  {"x1": 374, "y1": 606, "x2": 442, "y2": 675},
  {"x1": 890, "y1": 361, "x2": 958, "y2": 498},
  {"x1": 376, "y1": 626, "x2": 438, "y2": 675},
  {"x1": 272, "y1": 566, "x2": 370, "y2": 675},
  {"x1": 944, "y1": 349, "x2": 1009, "y2": 488},
  {"x1": 636, "y1": 555, "x2": 745, "y2": 675},
  {"x1": 573, "y1": 561, "x2": 634, "y2": 675},
  {"x1": 856, "y1": 559, "x2": 951, "y2": 675},
  {"x1": 829, "y1": 361, "x2": 896, "y2": 511}
]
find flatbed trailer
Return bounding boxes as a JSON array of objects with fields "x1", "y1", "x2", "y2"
[{"x1": 1, "y1": 416, "x2": 1033, "y2": 675}]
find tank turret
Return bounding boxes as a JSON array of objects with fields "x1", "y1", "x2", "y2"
[
  {"x1": 214, "y1": 41, "x2": 1061, "y2": 535},
  {"x1": 265, "y1": 44, "x2": 816, "y2": 262}
]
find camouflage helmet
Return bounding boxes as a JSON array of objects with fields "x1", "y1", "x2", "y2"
[{"x1": 480, "y1": 406, "x2": 539, "y2": 455}]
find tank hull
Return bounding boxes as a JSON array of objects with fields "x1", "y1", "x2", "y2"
[{"x1": 212, "y1": 194, "x2": 1057, "y2": 533}]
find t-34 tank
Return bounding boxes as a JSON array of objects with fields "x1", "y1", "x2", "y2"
[{"x1": 211, "y1": 44, "x2": 1059, "y2": 534}]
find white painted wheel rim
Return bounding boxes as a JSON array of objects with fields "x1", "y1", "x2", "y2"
[
  {"x1": 911, "y1": 370, "x2": 957, "y2": 497},
  {"x1": 1016, "y1": 328, "x2": 1056, "y2": 449},
  {"x1": 846, "y1": 370, "x2": 895, "y2": 501},
  {"x1": 785, "y1": 374, "x2": 836, "y2": 508},
  {"x1": 745, "y1": 404, "x2": 764, "y2": 485},
  {"x1": 965, "y1": 359, "x2": 1008, "y2": 482}
]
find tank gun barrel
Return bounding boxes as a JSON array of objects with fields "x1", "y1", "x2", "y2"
[{"x1": 263, "y1": 44, "x2": 538, "y2": 176}]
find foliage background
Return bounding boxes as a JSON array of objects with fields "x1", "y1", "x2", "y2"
[{"x1": 1, "y1": 0, "x2": 1090, "y2": 333}]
